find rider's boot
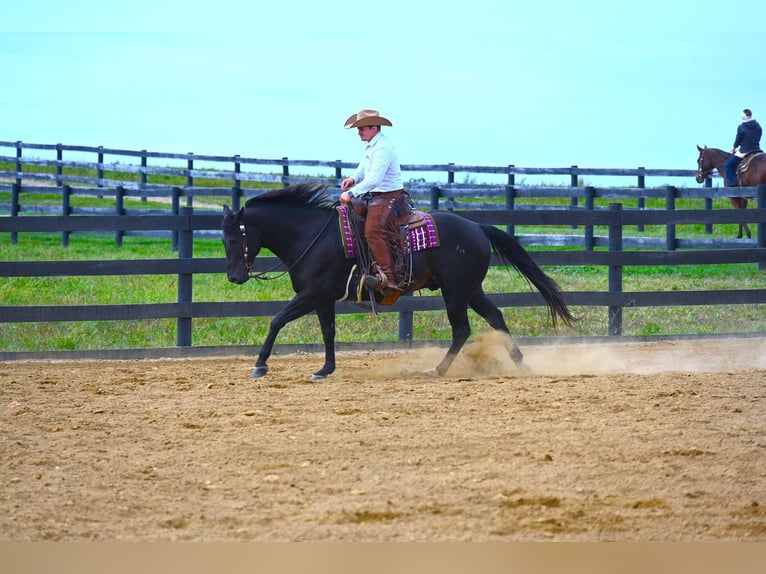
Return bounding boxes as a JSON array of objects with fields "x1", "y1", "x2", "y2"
[{"x1": 363, "y1": 267, "x2": 402, "y2": 297}]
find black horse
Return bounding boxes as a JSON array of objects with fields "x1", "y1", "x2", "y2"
[{"x1": 222, "y1": 183, "x2": 576, "y2": 380}]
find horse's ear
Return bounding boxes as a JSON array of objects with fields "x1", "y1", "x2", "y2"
[
  {"x1": 697, "y1": 145, "x2": 704, "y2": 152},
  {"x1": 223, "y1": 205, "x2": 231, "y2": 215}
]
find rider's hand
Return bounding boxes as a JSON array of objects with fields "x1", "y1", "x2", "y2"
[
  {"x1": 340, "y1": 191, "x2": 353, "y2": 204},
  {"x1": 341, "y1": 177, "x2": 355, "y2": 191}
]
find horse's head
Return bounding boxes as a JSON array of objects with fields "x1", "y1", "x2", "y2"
[
  {"x1": 221, "y1": 205, "x2": 258, "y2": 284},
  {"x1": 696, "y1": 144, "x2": 713, "y2": 183}
]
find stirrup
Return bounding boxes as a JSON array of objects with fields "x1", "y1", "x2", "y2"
[{"x1": 362, "y1": 274, "x2": 383, "y2": 290}]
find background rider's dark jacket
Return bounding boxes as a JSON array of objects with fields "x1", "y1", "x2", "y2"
[{"x1": 734, "y1": 120, "x2": 763, "y2": 154}]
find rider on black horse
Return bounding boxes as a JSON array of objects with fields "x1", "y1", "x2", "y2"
[{"x1": 339, "y1": 109, "x2": 411, "y2": 298}]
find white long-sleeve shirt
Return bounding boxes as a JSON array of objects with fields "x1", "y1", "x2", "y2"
[{"x1": 350, "y1": 132, "x2": 403, "y2": 194}]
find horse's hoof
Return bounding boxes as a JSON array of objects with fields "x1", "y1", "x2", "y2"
[
  {"x1": 251, "y1": 366, "x2": 268, "y2": 378},
  {"x1": 310, "y1": 373, "x2": 326, "y2": 381},
  {"x1": 423, "y1": 368, "x2": 440, "y2": 377}
]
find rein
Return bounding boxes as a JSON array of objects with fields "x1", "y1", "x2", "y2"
[{"x1": 241, "y1": 208, "x2": 338, "y2": 281}]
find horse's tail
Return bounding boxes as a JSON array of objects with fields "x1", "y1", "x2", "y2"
[{"x1": 480, "y1": 224, "x2": 577, "y2": 328}]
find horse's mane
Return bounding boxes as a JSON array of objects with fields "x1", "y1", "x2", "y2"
[
  {"x1": 244, "y1": 182, "x2": 335, "y2": 210},
  {"x1": 699, "y1": 145, "x2": 728, "y2": 156}
]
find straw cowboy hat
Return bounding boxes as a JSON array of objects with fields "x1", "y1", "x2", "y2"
[{"x1": 344, "y1": 109, "x2": 393, "y2": 129}]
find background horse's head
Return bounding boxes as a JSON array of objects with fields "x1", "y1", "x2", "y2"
[
  {"x1": 222, "y1": 205, "x2": 258, "y2": 284},
  {"x1": 695, "y1": 145, "x2": 731, "y2": 184},
  {"x1": 696, "y1": 145, "x2": 714, "y2": 183}
]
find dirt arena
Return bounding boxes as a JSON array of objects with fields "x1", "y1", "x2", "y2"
[{"x1": 1, "y1": 335, "x2": 765, "y2": 541}]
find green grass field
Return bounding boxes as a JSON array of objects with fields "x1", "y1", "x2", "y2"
[{"x1": 1, "y1": 229, "x2": 765, "y2": 353}]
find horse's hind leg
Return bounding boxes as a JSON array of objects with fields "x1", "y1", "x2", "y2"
[
  {"x1": 730, "y1": 197, "x2": 751, "y2": 239},
  {"x1": 430, "y1": 299, "x2": 472, "y2": 376},
  {"x1": 469, "y1": 290, "x2": 524, "y2": 367}
]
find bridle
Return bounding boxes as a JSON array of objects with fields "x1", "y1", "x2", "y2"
[
  {"x1": 239, "y1": 225, "x2": 256, "y2": 275},
  {"x1": 238, "y1": 209, "x2": 338, "y2": 281},
  {"x1": 696, "y1": 150, "x2": 723, "y2": 182}
]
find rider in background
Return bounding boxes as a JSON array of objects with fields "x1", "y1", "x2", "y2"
[
  {"x1": 725, "y1": 108, "x2": 762, "y2": 187},
  {"x1": 340, "y1": 109, "x2": 408, "y2": 295}
]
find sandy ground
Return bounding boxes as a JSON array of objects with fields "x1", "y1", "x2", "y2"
[{"x1": 1, "y1": 335, "x2": 765, "y2": 541}]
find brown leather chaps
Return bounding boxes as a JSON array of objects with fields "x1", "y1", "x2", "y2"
[{"x1": 364, "y1": 189, "x2": 409, "y2": 285}]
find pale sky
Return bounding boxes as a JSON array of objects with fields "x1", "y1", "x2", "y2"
[{"x1": 2, "y1": 1, "x2": 764, "y2": 184}]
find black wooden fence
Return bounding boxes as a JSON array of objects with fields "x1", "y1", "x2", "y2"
[
  {"x1": 2, "y1": 199, "x2": 766, "y2": 360},
  {"x1": 2, "y1": 141, "x2": 766, "y2": 359}
]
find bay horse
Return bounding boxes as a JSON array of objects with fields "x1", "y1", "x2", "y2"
[
  {"x1": 222, "y1": 183, "x2": 576, "y2": 380},
  {"x1": 696, "y1": 145, "x2": 766, "y2": 239}
]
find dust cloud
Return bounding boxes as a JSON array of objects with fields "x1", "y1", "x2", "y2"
[{"x1": 398, "y1": 331, "x2": 766, "y2": 378}]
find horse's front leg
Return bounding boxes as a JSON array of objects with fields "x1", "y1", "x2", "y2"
[
  {"x1": 311, "y1": 301, "x2": 337, "y2": 380},
  {"x1": 252, "y1": 294, "x2": 315, "y2": 378}
]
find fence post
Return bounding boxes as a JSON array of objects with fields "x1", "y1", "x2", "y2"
[
  {"x1": 505, "y1": 165, "x2": 515, "y2": 237},
  {"x1": 232, "y1": 155, "x2": 241, "y2": 211},
  {"x1": 56, "y1": 144, "x2": 64, "y2": 245},
  {"x1": 570, "y1": 166, "x2": 579, "y2": 229},
  {"x1": 444, "y1": 164, "x2": 456, "y2": 211},
  {"x1": 584, "y1": 186, "x2": 595, "y2": 251},
  {"x1": 140, "y1": 150, "x2": 148, "y2": 202},
  {"x1": 398, "y1": 294, "x2": 413, "y2": 344},
  {"x1": 177, "y1": 206, "x2": 193, "y2": 347},
  {"x1": 608, "y1": 203, "x2": 623, "y2": 336},
  {"x1": 430, "y1": 186, "x2": 440, "y2": 211},
  {"x1": 704, "y1": 177, "x2": 713, "y2": 234},
  {"x1": 62, "y1": 185, "x2": 71, "y2": 247},
  {"x1": 10, "y1": 183, "x2": 20, "y2": 244},
  {"x1": 171, "y1": 187, "x2": 181, "y2": 251},
  {"x1": 665, "y1": 186, "x2": 676, "y2": 251},
  {"x1": 115, "y1": 185, "x2": 125, "y2": 247},
  {"x1": 637, "y1": 166, "x2": 645, "y2": 233},
  {"x1": 282, "y1": 157, "x2": 289, "y2": 188},
  {"x1": 334, "y1": 159, "x2": 343, "y2": 187},
  {"x1": 758, "y1": 184, "x2": 766, "y2": 272},
  {"x1": 15, "y1": 140, "x2": 22, "y2": 188},
  {"x1": 186, "y1": 153, "x2": 194, "y2": 208},
  {"x1": 11, "y1": 141, "x2": 21, "y2": 244},
  {"x1": 97, "y1": 146, "x2": 104, "y2": 199},
  {"x1": 56, "y1": 143, "x2": 63, "y2": 188}
]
